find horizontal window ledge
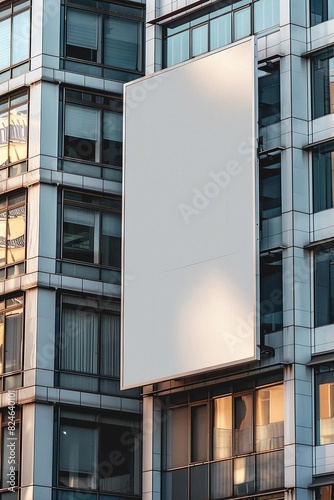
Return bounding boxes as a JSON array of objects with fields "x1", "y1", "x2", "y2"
[
  {"x1": 304, "y1": 237, "x2": 334, "y2": 250},
  {"x1": 307, "y1": 351, "x2": 334, "y2": 366},
  {"x1": 303, "y1": 137, "x2": 334, "y2": 150},
  {"x1": 309, "y1": 473, "x2": 334, "y2": 488},
  {"x1": 301, "y1": 42, "x2": 334, "y2": 58}
]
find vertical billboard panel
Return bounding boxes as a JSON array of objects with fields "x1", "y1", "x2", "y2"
[{"x1": 122, "y1": 38, "x2": 258, "y2": 389}]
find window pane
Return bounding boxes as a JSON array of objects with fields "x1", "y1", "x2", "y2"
[
  {"x1": 234, "y1": 394, "x2": 253, "y2": 455},
  {"x1": 319, "y1": 381, "x2": 334, "y2": 444},
  {"x1": 254, "y1": 0, "x2": 279, "y2": 32},
  {"x1": 259, "y1": 64, "x2": 280, "y2": 127},
  {"x1": 162, "y1": 469, "x2": 188, "y2": 500},
  {"x1": 256, "y1": 385, "x2": 284, "y2": 451},
  {"x1": 63, "y1": 207, "x2": 95, "y2": 263},
  {"x1": 99, "y1": 422, "x2": 141, "y2": 494},
  {"x1": 210, "y1": 460, "x2": 233, "y2": 499},
  {"x1": 260, "y1": 157, "x2": 281, "y2": 220},
  {"x1": 234, "y1": 455, "x2": 255, "y2": 496},
  {"x1": 67, "y1": 9, "x2": 99, "y2": 61},
  {"x1": 260, "y1": 254, "x2": 283, "y2": 334},
  {"x1": 101, "y1": 212, "x2": 121, "y2": 268},
  {"x1": 0, "y1": 18, "x2": 10, "y2": 70},
  {"x1": 191, "y1": 405, "x2": 208, "y2": 462},
  {"x1": 210, "y1": 13, "x2": 231, "y2": 50},
  {"x1": 166, "y1": 31, "x2": 189, "y2": 67},
  {"x1": 213, "y1": 396, "x2": 232, "y2": 459},
  {"x1": 233, "y1": 7, "x2": 250, "y2": 40},
  {"x1": 102, "y1": 111, "x2": 122, "y2": 166},
  {"x1": 61, "y1": 307, "x2": 98, "y2": 374},
  {"x1": 0, "y1": 210, "x2": 6, "y2": 266},
  {"x1": 190, "y1": 464, "x2": 208, "y2": 500},
  {"x1": 100, "y1": 314, "x2": 119, "y2": 377},
  {"x1": 0, "y1": 109, "x2": 8, "y2": 166},
  {"x1": 315, "y1": 246, "x2": 334, "y2": 327},
  {"x1": 104, "y1": 17, "x2": 141, "y2": 70},
  {"x1": 4, "y1": 309, "x2": 22, "y2": 373},
  {"x1": 59, "y1": 424, "x2": 98, "y2": 489},
  {"x1": 12, "y1": 10, "x2": 30, "y2": 64},
  {"x1": 166, "y1": 406, "x2": 188, "y2": 468},
  {"x1": 191, "y1": 24, "x2": 208, "y2": 57},
  {"x1": 65, "y1": 104, "x2": 98, "y2": 141},
  {"x1": 313, "y1": 147, "x2": 334, "y2": 212},
  {"x1": 2, "y1": 424, "x2": 20, "y2": 489},
  {"x1": 6, "y1": 205, "x2": 25, "y2": 264},
  {"x1": 9, "y1": 102, "x2": 28, "y2": 162},
  {"x1": 0, "y1": 313, "x2": 3, "y2": 374},
  {"x1": 256, "y1": 450, "x2": 284, "y2": 491},
  {"x1": 312, "y1": 54, "x2": 334, "y2": 119}
]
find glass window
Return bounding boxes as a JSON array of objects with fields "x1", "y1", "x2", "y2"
[
  {"x1": 65, "y1": 2, "x2": 144, "y2": 80},
  {"x1": 191, "y1": 24, "x2": 208, "y2": 57},
  {"x1": 0, "y1": 2, "x2": 30, "y2": 81},
  {"x1": 316, "y1": 485, "x2": 334, "y2": 500},
  {"x1": 313, "y1": 141, "x2": 334, "y2": 212},
  {"x1": 259, "y1": 62, "x2": 280, "y2": 127},
  {"x1": 254, "y1": 0, "x2": 279, "y2": 32},
  {"x1": 0, "y1": 192, "x2": 26, "y2": 280},
  {"x1": 164, "y1": 1, "x2": 280, "y2": 68},
  {"x1": 162, "y1": 383, "x2": 284, "y2": 498},
  {"x1": 210, "y1": 13, "x2": 232, "y2": 50},
  {"x1": 259, "y1": 154, "x2": 281, "y2": 221},
  {"x1": 213, "y1": 396, "x2": 232, "y2": 459},
  {"x1": 316, "y1": 366, "x2": 334, "y2": 445},
  {"x1": 0, "y1": 295, "x2": 23, "y2": 391},
  {"x1": 312, "y1": 48, "x2": 334, "y2": 119},
  {"x1": 234, "y1": 6, "x2": 251, "y2": 40},
  {"x1": 63, "y1": 89, "x2": 123, "y2": 173},
  {"x1": 166, "y1": 31, "x2": 189, "y2": 67},
  {"x1": 59, "y1": 295, "x2": 120, "y2": 392},
  {"x1": 256, "y1": 385, "x2": 284, "y2": 451},
  {"x1": 311, "y1": 0, "x2": 334, "y2": 26},
  {"x1": 61, "y1": 191, "x2": 121, "y2": 275},
  {"x1": 0, "y1": 407, "x2": 21, "y2": 494},
  {"x1": 58, "y1": 410, "x2": 141, "y2": 495},
  {"x1": 314, "y1": 244, "x2": 334, "y2": 327},
  {"x1": 260, "y1": 253, "x2": 283, "y2": 335},
  {"x1": 0, "y1": 92, "x2": 28, "y2": 174}
]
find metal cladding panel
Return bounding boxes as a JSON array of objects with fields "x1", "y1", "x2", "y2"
[{"x1": 122, "y1": 38, "x2": 259, "y2": 389}]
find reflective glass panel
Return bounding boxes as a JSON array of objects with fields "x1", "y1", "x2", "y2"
[
  {"x1": 166, "y1": 31, "x2": 189, "y2": 67},
  {"x1": 234, "y1": 394, "x2": 253, "y2": 455},
  {"x1": 210, "y1": 13, "x2": 231, "y2": 50},
  {"x1": 191, "y1": 24, "x2": 208, "y2": 57},
  {"x1": 213, "y1": 396, "x2": 232, "y2": 459},
  {"x1": 233, "y1": 6, "x2": 251, "y2": 40},
  {"x1": 256, "y1": 385, "x2": 284, "y2": 451}
]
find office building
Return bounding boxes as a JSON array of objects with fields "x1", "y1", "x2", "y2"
[{"x1": 0, "y1": 0, "x2": 145, "y2": 498}]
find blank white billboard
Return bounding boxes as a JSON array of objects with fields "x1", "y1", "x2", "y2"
[{"x1": 122, "y1": 38, "x2": 259, "y2": 389}]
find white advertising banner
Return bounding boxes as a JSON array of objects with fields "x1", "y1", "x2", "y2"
[{"x1": 122, "y1": 38, "x2": 259, "y2": 389}]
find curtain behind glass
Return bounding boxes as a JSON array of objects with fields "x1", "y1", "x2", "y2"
[
  {"x1": 100, "y1": 314, "x2": 119, "y2": 377},
  {"x1": 210, "y1": 14, "x2": 231, "y2": 51},
  {"x1": 67, "y1": 9, "x2": 98, "y2": 50},
  {"x1": 256, "y1": 385, "x2": 284, "y2": 451},
  {"x1": 61, "y1": 307, "x2": 98, "y2": 374},
  {"x1": 213, "y1": 396, "x2": 232, "y2": 459},
  {"x1": 4, "y1": 310, "x2": 22, "y2": 373},
  {"x1": 104, "y1": 17, "x2": 140, "y2": 70},
  {"x1": 0, "y1": 19, "x2": 11, "y2": 70},
  {"x1": 65, "y1": 104, "x2": 98, "y2": 141},
  {"x1": 59, "y1": 424, "x2": 98, "y2": 489}
]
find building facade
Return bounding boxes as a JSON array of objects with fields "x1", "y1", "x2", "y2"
[{"x1": 0, "y1": 0, "x2": 145, "y2": 498}]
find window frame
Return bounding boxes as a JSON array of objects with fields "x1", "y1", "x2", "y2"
[
  {"x1": 56, "y1": 293, "x2": 121, "y2": 393},
  {"x1": 311, "y1": 47, "x2": 334, "y2": 120},
  {"x1": 0, "y1": 0, "x2": 31, "y2": 82},
  {"x1": 62, "y1": 0, "x2": 145, "y2": 81},
  {"x1": 58, "y1": 190, "x2": 122, "y2": 284},
  {"x1": 162, "y1": 381, "x2": 284, "y2": 500},
  {"x1": 163, "y1": 0, "x2": 280, "y2": 68},
  {"x1": 56, "y1": 407, "x2": 142, "y2": 497},
  {"x1": 60, "y1": 88, "x2": 123, "y2": 180}
]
